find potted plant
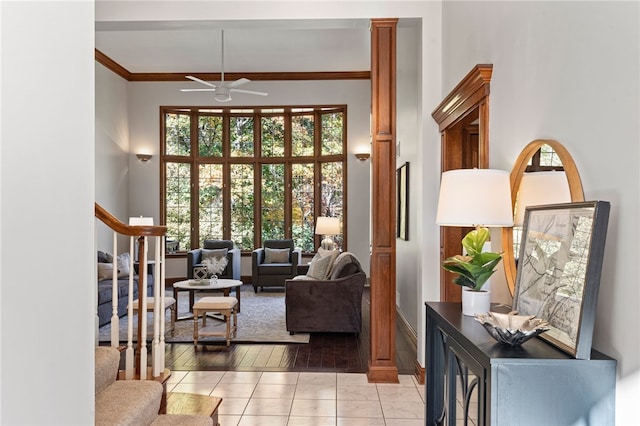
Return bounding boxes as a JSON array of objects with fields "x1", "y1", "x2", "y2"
[{"x1": 442, "y1": 227, "x2": 503, "y2": 315}]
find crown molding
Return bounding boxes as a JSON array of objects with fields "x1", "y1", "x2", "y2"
[{"x1": 95, "y1": 49, "x2": 370, "y2": 82}]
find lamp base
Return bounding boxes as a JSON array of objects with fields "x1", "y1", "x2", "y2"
[{"x1": 320, "y1": 237, "x2": 335, "y2": 251}]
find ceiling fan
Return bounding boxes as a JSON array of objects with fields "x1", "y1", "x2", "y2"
[{"x1": 180, "y1": 30, "x2": 268, "y2": 102}]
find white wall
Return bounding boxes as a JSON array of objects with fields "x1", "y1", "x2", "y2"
[
  {"x1": 95, "y1": 63, "x2": 130, "y2": 252},
  {"x1": 442, "y1": 1, "x2": 639, "y2": 422},
  {"x1": 396, "y1": 24, "x2": 421, "y2": 331},
  {"x1": 1, "y1": 1, "x2": 95, "y2": 424}
]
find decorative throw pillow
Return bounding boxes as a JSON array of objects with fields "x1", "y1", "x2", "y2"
[
  {"x1": 193, "y1": 266, "x2": 209, "y2": 280},
  {"x1": 315, "y1": 248, "x2": 339, "y2": 277},
  {"x1": 97, "y1": 251, "x2": 112, "y2": 263},
  {"x1": 97, "y1": 263, "x2": 114, "y2": 281},
  {"x1": 116, "y1": 252, "x2": 130, "y2": 278},
  {"x1": 202, "y1": 248, "x2": 228, "y2": 261},
  {"x1": 264, "y1": 247, "x2": 290, "y2": 263},
  {"x1": 306, "y1": 254, "x2": 335, "y2": 280}
]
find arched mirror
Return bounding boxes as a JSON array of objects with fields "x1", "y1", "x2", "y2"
[{"x1": 502, "y1": 139, "x2": 585, "y2": 296}]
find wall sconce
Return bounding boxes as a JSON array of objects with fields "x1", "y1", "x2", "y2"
[
  {"x1": 136, "y1": 153, "x2": 152, "y2": 162},
  {"x1": 355, "y1": 152, "x2": 370, "y2": 161}
]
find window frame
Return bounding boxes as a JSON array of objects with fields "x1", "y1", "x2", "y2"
[{"x1": 160, "y1": 105, "x2": 347, "y2": 254}]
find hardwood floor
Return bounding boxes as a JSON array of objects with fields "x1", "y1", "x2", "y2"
[{"x1": 163, "y1": 287, "x2": 417, "y2": 374}]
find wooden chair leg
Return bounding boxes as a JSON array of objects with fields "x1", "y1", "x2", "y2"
[
  {"x1": 193, "y1": 310, "x2": 199, "y2": 346},
  {"x1": 225, "y1": 311, "x2": 231, "y2": 346},
  {"x1": 232, "y1": 309, "x2": 238, "y2": 336},
  {"x1": 169, "y1": 304, "x2": 176, "y2": 334}
]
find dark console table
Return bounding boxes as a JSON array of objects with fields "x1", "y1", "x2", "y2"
[{"x1": 425, "y1": 302, "x2": 616, "y2": 426}]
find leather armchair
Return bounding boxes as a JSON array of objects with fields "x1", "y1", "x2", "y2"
[
  {"x1": 251, "y1": 239, "x2": 301, "y2": 293},
  {"x1": 187, "y1": 240, "x2": 241, "y2": 280}
]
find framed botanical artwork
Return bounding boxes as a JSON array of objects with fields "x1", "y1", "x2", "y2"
[
  {"x1": 396, "y1": 162, "x2": 409, "y2": 240},
  {"x1": 513, "y1": 201, "x2": 610, "y2": 359}
]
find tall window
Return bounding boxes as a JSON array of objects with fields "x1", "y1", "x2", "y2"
[{"x1": 161, "y1": 106, "x2": 346, "y2": 253}]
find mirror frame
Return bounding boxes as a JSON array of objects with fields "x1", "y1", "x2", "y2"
[{"x1": 502, "y1": 139, "x2": 585, "y2": 296}]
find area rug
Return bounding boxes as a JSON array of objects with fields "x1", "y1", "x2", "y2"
[{"x1": 98, "y1": 284, "x2": 310, "y2": 344}]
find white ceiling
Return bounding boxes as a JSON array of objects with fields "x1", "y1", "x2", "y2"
[{"x1": 95, "y1": 19, "x2": 374, "y2": 74}]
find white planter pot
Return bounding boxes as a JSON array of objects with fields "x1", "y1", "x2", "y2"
[{"x1": 461, "y1": 288, "x2": 491, "y2": 316}]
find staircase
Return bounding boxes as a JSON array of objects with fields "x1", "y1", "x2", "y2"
[
  {"x1": 95, "y1": 203, "x2": 168, "y2": 378},
  {"x1": 95, "y1": 346, "x2": 213, "y2": 425}
]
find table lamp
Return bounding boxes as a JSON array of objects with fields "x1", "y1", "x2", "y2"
[
  {"x1": 315, "y1": 217, "x2": 340, "y2": 250},
  {"x1": 436, "y1": 169, "x2": 513, "y2": 315},
  {"x1": 436, "y1": 169, "x2": 514, "y2": 229}
]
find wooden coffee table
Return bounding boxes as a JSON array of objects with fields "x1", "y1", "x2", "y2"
[
  {"x1": 166, "y1": 392, "x2": 222, "y2": 426},
  {"x1": 173, "y1": 279, "x2": 243, "y2": 320}
]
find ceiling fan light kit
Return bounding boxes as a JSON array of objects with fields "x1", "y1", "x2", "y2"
[{"x1": 180, "y1": 30, "x2": 268, "y2": 102}]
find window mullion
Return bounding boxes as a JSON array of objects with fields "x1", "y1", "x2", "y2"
[{"x1": 191, "y1": 109, "x2": 200, "y2": 250}]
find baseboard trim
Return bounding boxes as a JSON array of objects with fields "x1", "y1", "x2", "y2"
[
  {"x1": 396, "y1": 306, "x2": 423, "y2": 384},
  {"x1": 414, "y1": 360, "x2": 425, "y2": 385},
  {"x1": 396, "y1": 306, "x2": 417, "y2": 349}
]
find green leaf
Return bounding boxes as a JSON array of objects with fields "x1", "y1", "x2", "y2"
[
  {"x1": 442, "y1": 233, "x2": 503, "y2": 290},
  {"x1": 461, "y1": 227, "x2": 490, "y2": 256}
]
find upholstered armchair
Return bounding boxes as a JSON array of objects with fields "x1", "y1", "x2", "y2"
[
  {"x1": 187, "y1": 240, "x2": 241, "y2": 280},
  {"x1": 251, "y1": 239, "x2": 301, "y2": 293}
]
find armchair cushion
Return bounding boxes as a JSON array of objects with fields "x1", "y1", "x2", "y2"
[{"x1": 264, "y1": 247, "x2": 291, "y2": 263}]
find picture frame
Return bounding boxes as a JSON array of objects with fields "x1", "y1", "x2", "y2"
[
  {"x1": 396, "y1": 162, "x2": 409, "y2": 240},
  {"x1": 513, "y1": 201, "x2": 610, "y2": 359}
]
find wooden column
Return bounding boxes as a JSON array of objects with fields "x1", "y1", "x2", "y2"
[{"x1": 368, "y1": 18, "x2": 398, "y2": 383}]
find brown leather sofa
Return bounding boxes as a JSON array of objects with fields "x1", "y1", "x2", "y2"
[{"x1": 285, "y1": 252, "x2": 366, "y2": 334}]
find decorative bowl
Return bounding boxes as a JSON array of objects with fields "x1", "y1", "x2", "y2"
[{"x1": 475, "y1": 311, "x2": 550, "y2": 347}]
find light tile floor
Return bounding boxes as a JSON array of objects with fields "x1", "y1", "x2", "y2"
[{"x1": 167, "y1": 371, "x2": 427, "y2": 426}]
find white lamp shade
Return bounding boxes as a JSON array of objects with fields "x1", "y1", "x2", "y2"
[
  {"x1": 436, "y1": 169, "x2": 514, "y2": 227},
  {"x1": 514, "y1": 171, "x2": 571, "y2": 226},
  {"x1": 315, "y1": 217, "x2": 340, "y2": 235},
  {"x1": 129, "y1": 216, "x2": 154, "y2": 226}
]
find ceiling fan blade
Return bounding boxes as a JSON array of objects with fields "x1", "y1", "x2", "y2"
[
  {"x1": 229, "y1": 88, "x2": 269, "y2": 96},
  {"x1": 186, "y1": 75, "x2": 217, "y2": 89},
  {"x1": 226, "y1": 78, "x2": 251, "y2": 88},
  {"x1": 180, "y1": 88, "x2": 216, "y2": 92}
]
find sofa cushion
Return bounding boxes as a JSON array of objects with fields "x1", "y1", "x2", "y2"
[
  {"x1": 264, "y1": 247, "x2": 290, "y2": 263},
  {"x1": 97, "y1": 263, "x2": 114, "y2": 281},
  {"x1": 201, "y1": 248, "x2": 228, "y2": 261},
  {"x1": 329, "y1": 252, "x2": 363, "y2": 280}
]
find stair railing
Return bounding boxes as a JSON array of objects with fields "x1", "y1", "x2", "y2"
[{"x1": 95, "y1": 203, "x2": 168, "y2": 379}]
